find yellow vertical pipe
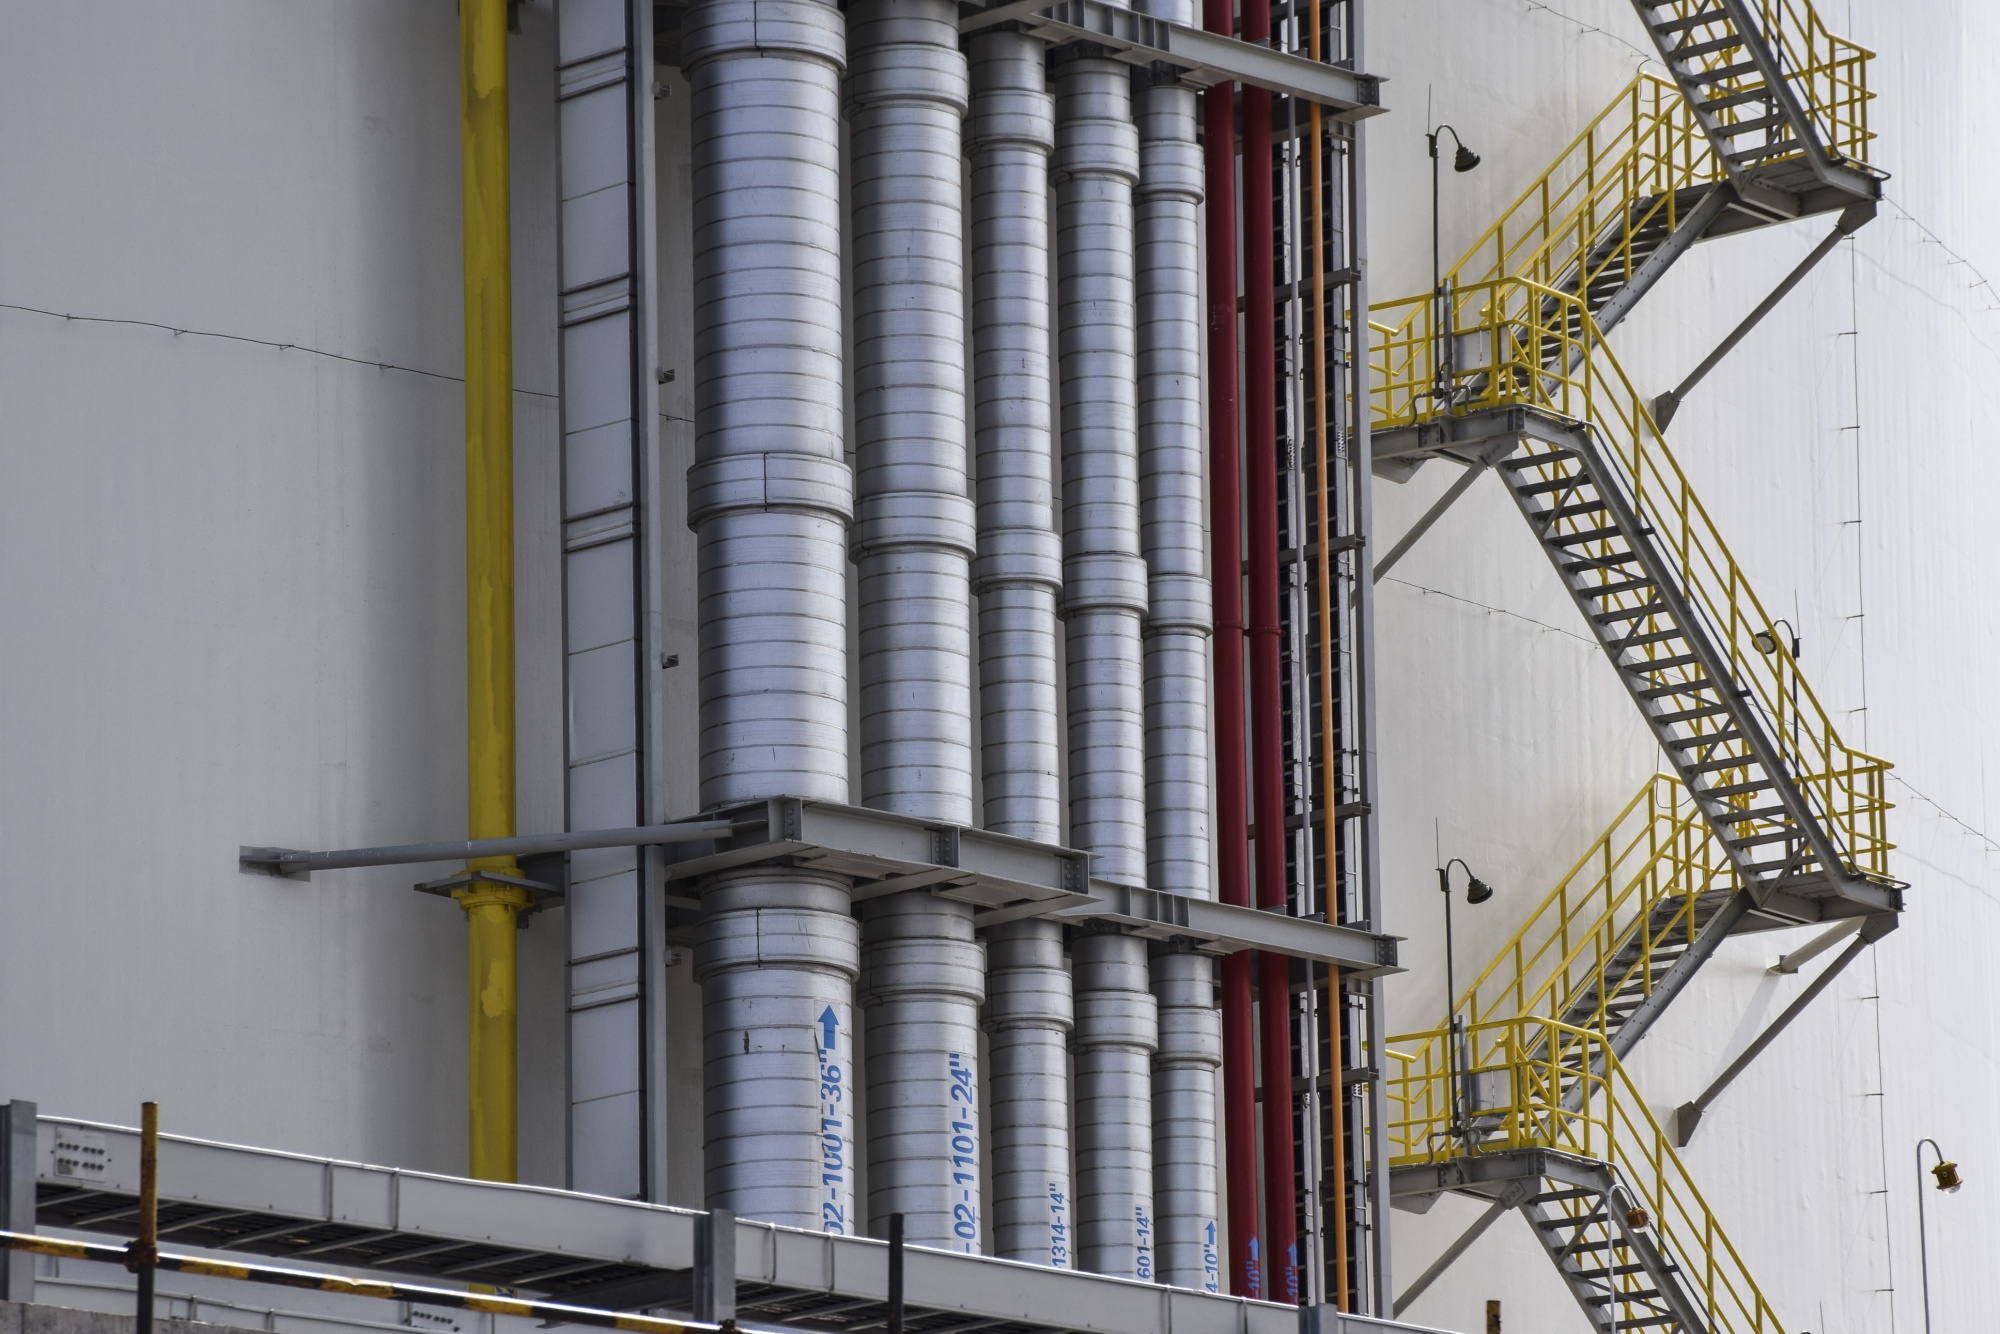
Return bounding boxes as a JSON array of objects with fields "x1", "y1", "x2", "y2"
[{"x1": 458, "y1": 0, "x2": 527, "y2": 1184}]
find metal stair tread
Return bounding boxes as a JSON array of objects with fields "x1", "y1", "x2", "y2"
[
  {"x1": 1635, "y1": 678, "x2": 1716, "y2": 700},
  {"x1": 1652, "y1": 702, "x2": 1730, "y2": 724},
  {"x1": 1621, "y1": 651, "x2": 1700, "y2": 672},
  {"x1": 1593, "y1": 599, "x2": 1667, "y2": 623}
]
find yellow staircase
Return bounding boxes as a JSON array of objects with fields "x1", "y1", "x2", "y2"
[{"x1": 1368, "y1": 3, "x2": 1899, "y2": 1328}]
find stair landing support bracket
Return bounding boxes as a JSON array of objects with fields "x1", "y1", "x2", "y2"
[
  {"x1": 1653, "y1": 200, "x2": 1876, "y2": 428},
  {"x1": 1674, "y1": 911, "x2": 1896, "y2": 1145}
]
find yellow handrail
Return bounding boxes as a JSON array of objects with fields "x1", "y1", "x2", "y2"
[
  {"x1": 1397, "y1": 777, "x2": 1729, "y2": 1088},
  {"x1": 1649, "y1": 1, "x2": 1875, "y2": 165},
  {"x1": 1373, "y1": 277, "x2": 1893, "y2": 879},
  {"x1": 1386, "y1": 1018, "x2": 1788, "y2": 1333},
  {"x1": 1438, "y1": 75, "x2": 1721, "y2": 318}
]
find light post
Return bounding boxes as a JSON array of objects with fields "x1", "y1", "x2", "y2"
[
  {"x1": 1438, "y1": 858, "x2": 1494, "y2": 1140},
  {"x1": 1752, "y1": 617, "x2": 1802, "y2": 752},
  {"x1": 1427, "y1": 125, "x2": 1480, "y2": 407},
  {"x1": 1915, "y1": 1138, "x2": 1962, "y2": 1334}
]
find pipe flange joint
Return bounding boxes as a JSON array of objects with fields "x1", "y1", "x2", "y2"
[
  {"x1": 861, "y1": 938, "x2": 989, "y2": 1005},
  {"x1": 680, "y1": 0, "x2": 848, "y2": 73},
  {"x1": 849, "y1": 490, "x2": 978, "y2": 560},
  {"x1": 1062, "y1": 551, "x2": 1150, "y2": 616},
  {"x1": 973, "y1": 528, "x2": 1065, "y2": 594},
  {"x1": 980, "y1": 968, "x2": 1076, "y2": 1031},
  {"x1": 688, "y1": 451, "x2": 855, "y2": 528},
  {"x1": 693, "y1": 870, "x2": 861, "y2": 980},
  {"x1": 1069, "y1": 990, "x2": 1160, "y2": 1054},
  {"x1": 1144, "y1": 571, "x2": 1211, "y2": 634},
  {"x1": 1052, "y1": 120, "x2": 1140, "y2": 185},
  {"x1": 967, "y1": 90, "x2": 1055, "y2": 153},
  {"x1": 845, "y1": 43, "x2": 970, "y2": 116},
  {"x1": 1135, "y1": 137, "x2": 1204, "y2": 203}
]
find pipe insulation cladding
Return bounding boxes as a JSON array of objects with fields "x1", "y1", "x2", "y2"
[
  {"x1": 681, "y1": 0, "x2": 860, "y2": 1234},
  {"x1": 844, "y1": 0, "x2": 988, "y2": 1254},
  {"x1": 1053, "y1": 30, "x2": 1158, "y2": 1282},
  {"x1": 965, "y1": 31, "x2": 1076, "y2": 1269},
  {"x1": 1133, "y1": 3, "x2": 1222, "y2": 1287}
]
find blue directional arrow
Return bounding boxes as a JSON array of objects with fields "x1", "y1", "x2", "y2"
[
  {"x1": 818, "y1": 1006, "x2": 838, "y2": 1052},
  {"x1": 1206, "y1": 1221, "x2": 1218, "y2": 1245}
]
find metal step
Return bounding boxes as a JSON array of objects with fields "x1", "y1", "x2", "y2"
[
  {"x1": 1622, "y1": 651, "x2": 1701, "y2": 672},
  {"x1": 1653, "y1": 702, "x2": 1731, "y2": 725},
  {"x1": 1635, "y1": 679, "x2": 1717, "y2": 701},
  {"x1": 1649, "y1": 10, "x2": 1728, "y2": 37}
]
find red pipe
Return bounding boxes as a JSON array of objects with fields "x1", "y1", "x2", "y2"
[
  {"x1": 1240, "y1": 0, "x2": 1299, "y2": 1306},
  {"x1": 1201, "y1": 0, "x2": 1259, "y2": 1301}
]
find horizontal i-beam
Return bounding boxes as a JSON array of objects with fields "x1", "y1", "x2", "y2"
[
  {"x1": 960, "y1": 0, "x2": 1384, "y2": 115},
  {"x1": 240, "y1": 820, "x2": 742, "y2": 880}
]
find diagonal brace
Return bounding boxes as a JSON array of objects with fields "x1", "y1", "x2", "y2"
[
  {"x1": 1674, "y1": 912, "x2": 1896, "y2": 1145},
  {"x1": 1652, "y1": 201, "x2": 1875, "y2": 428}
]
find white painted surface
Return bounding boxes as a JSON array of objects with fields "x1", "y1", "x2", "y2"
[{"x1": 0, "y1": 0, "x2": 1993, "y2": 1327}]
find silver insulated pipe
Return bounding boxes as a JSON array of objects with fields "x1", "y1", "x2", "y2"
[
  {"x1": 966, "y1": 30, "x2": 1074, "y2": 1269},
  {"x1": 682, "y1": 0, "x2": 859, "y2": 1234},
  {"x1": 1134, "y1": 17, "x2": 1222, "y2": 1292},
  {"x1": 1053, "y1": 37, "x2": 1158, "y2": 1281},
  {"x1": 845, "y1": 0, "x2": 987, "y2": 1253}
]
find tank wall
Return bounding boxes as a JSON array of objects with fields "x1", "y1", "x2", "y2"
[{"x1": 0, "y1": 0, "x2": 1995, "y2": 1326}]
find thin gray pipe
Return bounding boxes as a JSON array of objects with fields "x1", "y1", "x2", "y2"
[
  {"x1": 242, "y1": 820, "x2": 739, "y2": 877},
  {"x1": 1054, "y1": 35, "x2": 1156, "y2": 1281},
  {"x1": 966, "y1": 29, "x2": 1075, "y2": 1269},
  {"x1": 682, "y1": 0, "x2": 859, "y2": 1234},
  {"x1": 846, "y1": 0, "x2": 985, "y2": 1253},
  {"x1": 1132, "y1": 19, "x2": 1220, "y2": 1291}
]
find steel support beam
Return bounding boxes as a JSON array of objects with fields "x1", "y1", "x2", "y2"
[
  {"x1": 1371, "y1": 450, "x2": 1503, "y2": 583},
  {"x1": 1652, "y1": 201, "x2": 1875, "y2": 427},
  {"x1": 0, "y1": 1101, "x2": 32, "y2": 1302},
  {"x1": 1388, "y1": 1191, "x2": 1518, "y2": 1317},
  {"x1": 1674, "y1": 915, "x2": 1893, "y2": 1145},
  {"x1": 959, "y1": 0, "x2": 1384, "y2": 115}
]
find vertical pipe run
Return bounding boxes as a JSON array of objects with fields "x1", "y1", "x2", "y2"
[
  {"x1": 1053, "y1": 35, "x2": 1157, "y2": 1281},
  {"x1": 457, "y1": 0, "x2": 528, "y2": 1184},
  {"x1": 1133, "y1": 10, "x2": 1221, "y2": 1292},
  {"x1": 1240, "y1": 0, "x2": 1300, "y2": 1304},
  {"x1": 967, "y1": 30, "x2": 1074, "y2": 1269},
  {"x1": 682, "y1": 0, "x2": 860, "y2": 1233},
  {"x1": 845, "y1": 0, "x2": 987, "y2": 1253},
  {"x1": 1198, "y1": 0, "x2": 1259, "y2": 1294},
  {"x1": 1304, "y1": 5, "x2": 1349, "y2": 1303}
]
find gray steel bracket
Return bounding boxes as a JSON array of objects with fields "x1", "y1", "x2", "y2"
[
  {"x1": 0, "y1": 1100, "x2": 33, "y2": 1302},
  {"x1": 692, "y1": 1208, "x2": 735, "y2": 1325},
  {"x1": 959, "y1": 0, "x2": 1385, "y2": 117}
]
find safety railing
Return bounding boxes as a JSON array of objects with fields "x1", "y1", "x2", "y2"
[
  {"x1": 1373, "y1": 277, "x2": 1892, "y2": 880},
  {"x1": 1385, "y1": 1017, "x2": 1787, "y2": 1334},
  {"x1": 1433, "y1": 75, "x2": 1720, "y2": 320},
  {"x1": 1393, "y1": 776, "x2": 1730, "y2": 1089},
  {"x1": 1649, "y1": 1, "x2": 1875, "y2": 166}
]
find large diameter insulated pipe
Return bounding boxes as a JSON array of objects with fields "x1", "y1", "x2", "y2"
[
  {"x1": 845, "y1": 0, "x2": 987, "y2": 1254},
  {"x1": 1199, "y1": 0, "x2": 1259, "y2": 1297},
  {"x1": 1053, "y1": 38, "x2": 1157, "y2": 1282},
  {"x1": 1134, "y1": 24, "x2": 1221, "y2": 1293},
  {"x1": 966, "y1": 31, "x2": 1075, "y2": 1269},
  {"x1": 1240, "y1": 0, "x2": 1299, "y2": 1302},
  {"x1": 456, "y1": 0, "x2": 529, "y2": 1184},
  {"x1": 682, "y1": 0, "x2": 861, "y2": 1234}
]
